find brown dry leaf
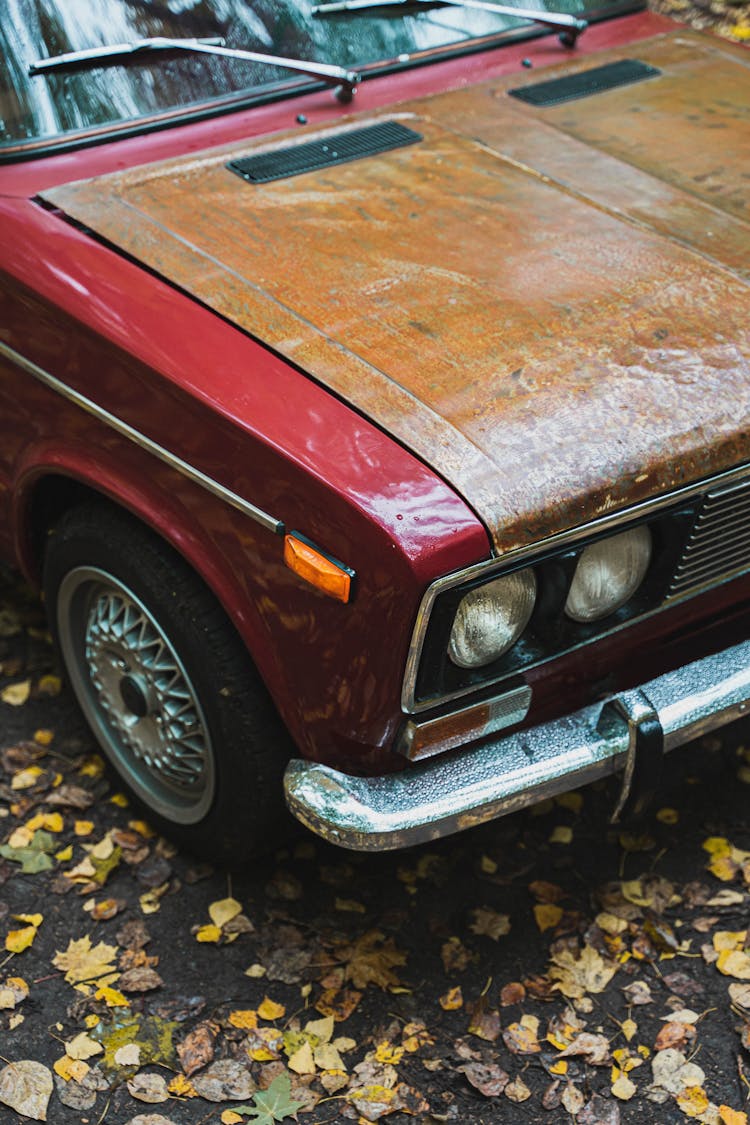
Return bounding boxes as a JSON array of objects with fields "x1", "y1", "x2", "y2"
[
  {"x1": 441, "y1": 936, "x2": 472, "y2": 974},
  {"x1": 53, "y1": 936, "x2": 119, "y2": 987},
  {"x1": 177, "y1": 1022, "x2": 216, "y2": 1077},
  {"x1": 578, "y1": 1092, "x2": 622, "y2": 1123},
  {"x1": 467, "y1": 997, "x2": 500, "y2": 1042},
  {"x1": 127, "y1": 1073, "x2": 170, "y2": 1103},
  {"x1": 505, "y1": 1075, "x2": 532, "y2": 1102},
  {"x1": 119, "y1": 967, "x2": 163, "y2": 993},
  {"x1": 459, "y1": 1061, "x2": 509, "y2": 1097},
  {"x1": 0, "y1": 1060, "x2": 53, "y2": 1121},
  {"x1": 549, "y1": 944, "x2": 619, "y2": 998},
  {"x1": 729, "y1": 983, "x2": 750, "y2": 1012},
  {"x1": 315, "y1": 988, "x2": 362, "y2": 1022},
  {"x1": 654, "y1": 1021, "x2": 695, "y2": 1051},
  {"x1": 190, "y1": 1059, "x2": 256, "y2": 1102},
  {"x1": 500, "y1": 981, "x2": 526, "y2": 1006},
  {"x1": 622, "y1": 980, "x2": 653, "y2": 1006},
  {"x1": 470, "y1": 907, "x2": 510, "y2": 941},
  {"x1": 340, "y1": 931, "x2": 407, "y2": 990}
]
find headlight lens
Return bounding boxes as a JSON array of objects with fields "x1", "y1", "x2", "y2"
[
  {"x1": 564, "y1": 525, "x2": 652, "y2": 623},
  {"x1": 449, "y1": 569, "x2": 537, "y2": 668}
]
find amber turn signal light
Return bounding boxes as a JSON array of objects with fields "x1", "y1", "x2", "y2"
[{"x1": 284, "y1": 533, "x2": 354, "y2": 603}]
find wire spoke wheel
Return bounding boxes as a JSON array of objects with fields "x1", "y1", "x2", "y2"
[{"x1": 57, "y1": 566, "x2": 216, "y2": 824}]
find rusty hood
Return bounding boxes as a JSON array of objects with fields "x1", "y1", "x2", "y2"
[{"x1": 43, "y1": 30, "x2": 750, "y2": 552}]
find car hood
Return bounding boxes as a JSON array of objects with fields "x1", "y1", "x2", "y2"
[{"x1": 43, "y1": 30, "x2": 750, "y2": 553}]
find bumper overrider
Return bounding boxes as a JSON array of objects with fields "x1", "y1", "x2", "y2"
[{"x1": 284, "y1": 639, "x2": 750, "y2": 850}]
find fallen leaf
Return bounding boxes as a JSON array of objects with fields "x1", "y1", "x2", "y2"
[
  {"x1": 719, "y1": 1108, "x2": 748, "y2": 1125},
  {"x1": 611, "y1": 1071, "x2": 636, "y2": 1100},
  {"x1": 504, "y1": 1075, "x2": 531, "y2": 1102},
  {"x1": 66, "y1": 1033, "x2": 104, "y2": 1061},
  {"x1": 119, "y1": 967, "x2": 163, "y2": 993},
  {"x1": 190, "y1": 1059, "x2": 256, "y2": 1102},
  {"x1": 0, "y1": 1060, "x2": 53, "y2": 1121},
  {"x1": 717, "y1": 950, "x2": 750, "y2": 980},
  {"x1": 2, "y1": 680, "x2": 31, "y2": 706},
  {"x1": 177, "y1": 1022, "x2": 216, "y2": 1076},
  {"x1": 53, "y1": 936, "x2": 119, "y2": 987},
  {"x1": 559, "y1": 1032, "x2": 610, "y2": 1065},
  {"x1": 127, "y1": 1073, "x2": 170, "y2": 1103},
  {"x1": 439, "y1": 986, "x2": 463, "y2": 1010},
  {"x1": 549, "y1": 944, "x2": 619, "y2": 998},
  {"x1": 470, "y1": 907, "x2": 510, "y2": 940},
  {"x1": 114, "y1": 1044, "x2": 141, "y2": 1067},
  {"x1": 257, "y1": 998, "x2": 285, "y2": 1021},
  {"x1": 208, "y1": 897, "x2": 243, "y2": 928},
  {"x1": 652, "y1": 1048, "x2": 705, "y2": 1094},
  {"x1": 534, "y1": 903, "x2": 563, "y2": 932},
  {"x1": 561, "y1": 1081, "x2": 585, "y2": 1114}
]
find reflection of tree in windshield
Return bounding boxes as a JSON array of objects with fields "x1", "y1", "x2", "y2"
[{"x1": 1, "y1": 0, "x2": 608, "y2": 148}]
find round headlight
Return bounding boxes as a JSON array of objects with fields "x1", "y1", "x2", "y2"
[
  {"x1": 564, "y1": 525, "x2": 652, "y2": 623},
  {"x1": 449, "y1": 569, "x2": 537, "y2": 668}
]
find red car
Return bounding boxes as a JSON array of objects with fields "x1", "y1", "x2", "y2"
[{"x1": 1, "y1": 0, "x2": 748, "y2": 859}]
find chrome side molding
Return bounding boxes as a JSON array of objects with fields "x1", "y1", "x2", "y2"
[{"x1": 285, "y1": 638, "x2": 750, "y2": 850}]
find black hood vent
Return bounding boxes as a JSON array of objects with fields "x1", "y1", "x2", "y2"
[
  {"x1": 508, "y1": 59, "x2": 661, "y2": 107},
  {"x1": 227, "y1": 120, "x2": 422, "y2": 184}
]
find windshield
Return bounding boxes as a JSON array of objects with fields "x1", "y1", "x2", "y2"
[{"x1": 1, "y1": 0, "x2": 635, "y2": 157}]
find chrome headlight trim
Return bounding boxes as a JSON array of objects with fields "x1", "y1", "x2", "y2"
[{"x1": 402, "y1": 462, "x2": 750, "y2": 715}]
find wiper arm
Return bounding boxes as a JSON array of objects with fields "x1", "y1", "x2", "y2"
[
  {"x1": 313, "y1": 0, "x2": 587, "y2": 47},
  {"x1": 28, "y1": 36, "x2": 360, "y2": 103}
]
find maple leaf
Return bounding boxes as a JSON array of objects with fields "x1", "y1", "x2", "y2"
[
  {"x1": 235, "y1": 1073, "x2": 304, "y2": 1123},
  {"x1": 52, "y1": 937, "x2": 118, "y2": 986},
  {"x1": 338, "y1": 931, "x2": 407, "y2": 991},
  {"x1": 549, "y1": 945, "x2": 619, "y2": 999}
]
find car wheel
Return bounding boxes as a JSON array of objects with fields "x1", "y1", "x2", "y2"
[{"x1": 43, "y1": 502, "x2": 294, "y2": 860}]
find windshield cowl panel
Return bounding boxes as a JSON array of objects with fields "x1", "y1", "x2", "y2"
[{"x1": 2, "y1": 0, "x2": 643, "y2": 160}]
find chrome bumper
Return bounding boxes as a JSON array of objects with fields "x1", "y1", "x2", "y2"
[{"x1": 284, "y1": 639, "x2": 750, "y2": 851}]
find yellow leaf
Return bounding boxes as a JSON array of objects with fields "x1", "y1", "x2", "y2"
[
  {"x1": 37, "y1": 674, "x2": 62, "y2": 696},
  {"x1": 208, "y1": 896, "x2": 242, "y2": 928},
  {"x1": 549, "y1": 1060, "x2": 568, "y2": 1075},
  {"x1": 244, "y1": 963, "x2": 266, "y2": 978},
  {"x1": 55, "y1": 845, "x2": 73, "y2": 862},
  {"x1": 195, "y1": 924, "x2": 223, "y2": 944},
  {"x1": 439, "y1": 986, "x2": 463, "y2": 1011},
  {"x1": 534, "y1": 903, "x2": 563, "y2": 933},
  {"x1": 621, "y1": 1018, "x2": 637, "y2": 1042},
  {"x1": 5, "y1": 927, "x2": 38, "y2": 954},
  {"x1": 479, "y1": 855, "x2": 497, "y2": 874},
  {"x1": 713, "y1": 931, "x2": 747, "y2": 952},
  {"x1": 229, "y1": 1010, "x2": 258, "y2": 1029},
  {"x1": 717, "y1": 950, "x2": 750, "y2": 980},
  {"x1": 109, "y1": 792, "x2": 128, "y2": 807},
  {"x1": 52, "y1": 936, "x2": 119, "y2": 986},
  {"x1": 257, "y1": 997, "x2": 286, "y2": 1021},
  {"x1": 374, "y1": 1041, "x2": 405, "y2": 1065},
  {"x1": 10, "y1": 764, "x2": 42, "y2": 789},
  {"x1": 288, "y1": 1041, "x2": 316, "y2": 1075},
  {"x1": 140, "y1": 883, "x2": 169, "y2": 914},
  {"x1": 549, "y1": 825, "x2": 573, "y2": 844},
  {"x1": 34, "y1": 729, "x2": 54, "y2": 746},
  {"x1": 54, "y1": 1055, "x2": 90, "y2": 1082},
  {"x1": 79, "y1": 755, "x2": 105, "y2": 778},
  {"x1": 94, "y1": 985, "x2": 129, "y2": 1008},
  {"x1": 65, "y1": 1032, "x2": 103, "y2": 1060},
  {"x1": 13, "y1": 914, "x2": 43, "y2": 928},
  {"x1": 335, "y1": 898, "x2": 366, "y2": 913},
  {"x1": 676, "y1": 1086, "x2": 710, "y2": 1117},
  {"x1": 709, "y1": 856, "x2": 739, "y2": 882},
  {"x1": 703, "y1": 837, "x2": 731, "y2": 856},
  {"x1": 556, "y1": 791, "x2": 583, "y2": 813},
  {"x1": 8, "y1": 826, "x2": 34, "y2": 848},
  {"x1": 25, "y1": 813, "x2": 63, "y2": 833},
  {"x1": 74, "y1": 821, "x2": 95, "y2": 837},
  {"x1": 84, "y1": 1014, "x2": 100, "y2": 1029},
  {"x1": 656, "y1": 808, "x2": 679, "y2": 825},
  {"x1": 128, "y1": 819, "x2": 156, "y2": 838},
  {"x1": 2, "y1": 680, "x2": 31, "y2": 707},
  {"x1": 719, "y1": 1108, "x2": 748, "y2": 1125},
  {"x1": 168, "y1": 1073, "x2": 199, "y2": 1097},
  {"x1": 221, "y1": 1112, "x2": 244, "y2": 1124}
]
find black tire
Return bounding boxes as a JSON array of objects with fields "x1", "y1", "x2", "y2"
[{"x1": 43, "y1": 502, "x2": 295, "y2": 860}]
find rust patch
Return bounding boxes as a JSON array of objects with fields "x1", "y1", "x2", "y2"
[{"x1": 43, "y1": 32, "x2": 750, "y2": 553}]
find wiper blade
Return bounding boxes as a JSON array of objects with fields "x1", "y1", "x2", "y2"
[
  {"x1": 313, "y1": 0, "x2": 587, "y2": 47},
  {"x1": 28, "y1": 36, "x2": 360, "y2": 102}
]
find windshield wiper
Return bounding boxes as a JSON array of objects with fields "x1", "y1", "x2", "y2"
[
  {"x1": 28, "y1": 37, "x2": 361, "y2": 103},
  {"x1": 313, "y1": 0, "x2": 587, "y2": 47}
]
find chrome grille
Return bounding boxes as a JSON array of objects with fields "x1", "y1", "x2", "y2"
[{"x1": 668, "y1": 476, "x2": 750, "y2": 599}]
